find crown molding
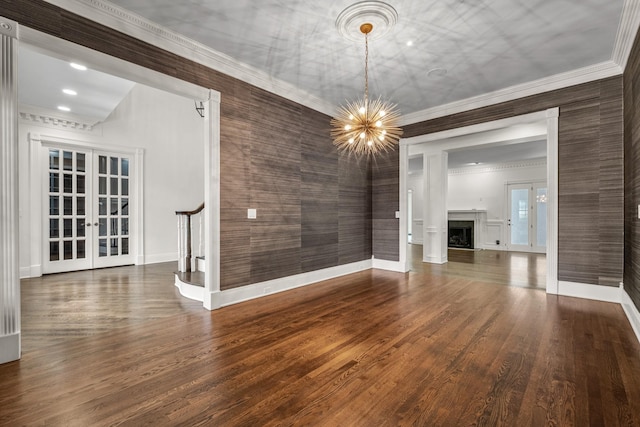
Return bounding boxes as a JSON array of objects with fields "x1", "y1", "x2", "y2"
[
  {"x1": 42, "y1": 0, "x2": 338, "y2": 117},
  {"x1": 400, "y1": 60, "x2": 622, "y2": 126},
  {"x1": 448, "y1": 159, "x2": 547, "y2": 176},
  {"x1": 19, "y1": 104, "x2": 96, "y2": 131},
  {"x1": 612, "y1": 0, "x2": 640, "y2": 70}
]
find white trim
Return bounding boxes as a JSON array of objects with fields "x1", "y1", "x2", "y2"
[
  {"x1": 621, "y1": 286, "x2": 640, "y2": 345},
  {"x1": 398, "y1": 143, "x2": 409, "y2": 272},
  {"x1": 203, "y1": 90, "x2": 221, "y2": 310},
  {"x1": 174, "y1": 274, "x2": 204, "y2": 302},
  {"x1": 545, "y1": 108, "x2": 559, "y2": 294},
  {"x1": 400, "y1": 61, "x2": 621, "y2": 126},
  {"x1": 0, "y1": 333, "x2": 20, "y2": 364},
  {"x1": 557, "y1": 281, "x2": 621, "y2": 304},
  {"x1": 20, "y1": 105, "x2": 95, "y2": 131},
  {"x1": 372, "y1": 257, "x2": 409, "y2": 273},
  {"x1": 448, "y1": 159, "x2": 547, "y2": 175},
  {"x1": 144, "y1": 252, "x2": 178, "y2": 265},
  {"x1": 212, "y1": 259, "x2": 372, "y2": 308},
  {"x1": 612, "y1": 0, "x2": 640, "y2": 71},
  {"x1": 39, "y1": 0, "x2": 337, "y2": 117}
]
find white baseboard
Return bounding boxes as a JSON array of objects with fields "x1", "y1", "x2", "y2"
[
  {"x1": 372, "y1": 257, "x2": 409, "y2": 273},
  {"x1": 216, "y1": 259, "x2": 372, "y2": 308},
  {"x1": 423, "y1": 256, "x2": 448, "y2": 265},
  {"x1": 557, "y1": 280, "x2": 621, "y2": 303},
  {"x1": 20, "y1": 266, "x2": 31, "y2": 279},
  {"x1": 0, "y1": 333, "x2": 20, "y2": 365},
  {"x1": 174, "y1": 274, "x2": 205, "y2": 302},
  {"x1": 20, "y1": 264, "x2": 43, "y2": 279},
  {"x1": 144, "y1": 252, "x2": 178, "y2": 265},
  {"x1": 621, "y1": 286, "x2": 640, "y2": 346}
]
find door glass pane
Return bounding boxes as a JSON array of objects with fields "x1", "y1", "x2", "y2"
[
  {"x1": 122, "y1": 218, "x2": 129, "y2": 236},
  {"x1": 510, "y1": 188, "x2": 529, "y2": 246},
  {"x1": 77, "y1": 153, "x2": 86, "y2": 172},
  {"x1": 63, "y1": 174, "x2": 73, "y2": 193},
  {"x1": 77, "y1": 219, "x2": 86, "y2": 238},
  {"x1": 99, "y1": 197, "x2": 107, "y2": 215},
  {"x1": 63, "y1": 151, "x2": 73, "y2": 171},
  {"x1": 122, "y1": 198, "x2": 129, "y2": 215},
  {"x1": 63, "y1": 219, "x2": 73, "y2": 238},
  {"x1": 121, "y1": 158, "x2": 129, "y2": 176},
  {"x1": 110, "y1": 238, "x2": 119, "y2": 256},
  {"x1": 63, "y1": 241, "x2": 73, "y2": 260},
  {"x1": 49, "y1": 219, "x2": 59, "y2": 238},
  {"x1": 99, "y1": 177, "x2": 107, "y2": 195},
  {"x1": 111, "y1": 218, "x2": 118, "y2": 236},
  {"x1": 99, "y1": 155, "x2": 107, "y2": 174},
  {"x1": 110, "y1": 157, "x2": 119, "y2": 175},
  {"x1": 536, "y1": 188, "x2": 547, "y2": 247},
  {"x1": 49, "y1": 173, "x2": 59, "y2": 193},
  {"x1": 99, "y1": 239, "x2": 107, "y2": 257},
  {"x1": 99, "y1": 218, "x2": 107, "y2": 237},
  {"x1": 77, "y1": 175, "x2": 85, "y2": 194},
  {"x1": 49, "y1": 196, "x2": 59, "y2": 215},
  {"x1": 110, "y1": 178, "x2": 118, "y2": 195},
  {"x1": 77, "y1": 197, "x2": 85, "y2": 216},
  {"x1": 77, "y1": 240, "x2": 86, "y2": 259},
  {"x1": 110, "y1": 198, "x2": 118, "y2": 215},
  {"x1": 50, "y1": 241, "x2": 59, "y2": 261},
  {"x1": 122, "y1": 179, "x2": 129, "y2": 196},
  {"x1": 49, "y1": 150, "x2": 59, "y2": 170},
  {"x1": 122, "y1": 238, "x2": 129, "y2": 255},
  {"x1": 63, "y1": 196, "x2": 73, "y2": 215}
]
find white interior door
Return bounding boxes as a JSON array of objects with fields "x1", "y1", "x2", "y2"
[
  {"x1": 507, "y1": 182, "x2": 547, "y2": 253},
  {"x1": 43, "y1": 147, "x2": 134, "y2": 273}
]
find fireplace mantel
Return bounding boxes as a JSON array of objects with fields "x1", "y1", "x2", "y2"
[{"x1": 448, "y1": 210, "x2": 487, "y2": 249}]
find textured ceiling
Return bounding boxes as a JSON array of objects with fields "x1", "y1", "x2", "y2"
[{"x1": 106, "y1": 0, "x2": 624, "y2": 115}]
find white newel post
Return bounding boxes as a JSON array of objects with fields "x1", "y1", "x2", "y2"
[
  {"x1": 0, "y1": 17, "x2": 21, "y2": 364},
  {"x1": 423, "y1": 151, "x2": 448, "y2": 264}
]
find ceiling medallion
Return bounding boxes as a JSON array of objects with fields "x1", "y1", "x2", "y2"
[
  {"x1": 336, "y1": 1, "x2": 398, "y2": 42},
  {"x1": 331, "y1": 3, "x2": 402, "y2": 156}
]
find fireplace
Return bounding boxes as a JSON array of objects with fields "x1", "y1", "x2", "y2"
[{"x1": 448, "y1": 220, "x2": 474, "y2": 249}]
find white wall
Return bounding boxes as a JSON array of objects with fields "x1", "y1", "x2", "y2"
[
  {"x1": 408, "y1": 159, "x2": 546, "y2": 249},
  {"x1": 407, "y1": 170, "x2": 424, "y2": 244},
  {"x1": 448, "y1": 161, "x2": 546, "y2": 219},
  {"x1": 19, "y1": 83, "x2": 204, "y2": 276}
]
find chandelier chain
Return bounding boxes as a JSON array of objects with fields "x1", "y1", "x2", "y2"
[{"x1": 364, "y1": 32, "x2": 369, "y2": 108}]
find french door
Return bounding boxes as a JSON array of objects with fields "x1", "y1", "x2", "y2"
[
  {"x1": 507, "y1": 182, "x2": 547, "y2": 253},
  {"x1": 44, "y1": 146, "x2": 134, "y2": 273}
]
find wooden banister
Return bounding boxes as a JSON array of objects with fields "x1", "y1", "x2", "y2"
[{"x1": 176, "y1": 203, "x2": 204, "y2": 273}]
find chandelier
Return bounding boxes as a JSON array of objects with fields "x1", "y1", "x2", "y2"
[{"x1": 331, "y1": 22, "x2": 402, "y2": 155}]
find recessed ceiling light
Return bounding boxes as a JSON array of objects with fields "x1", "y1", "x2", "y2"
[
  {"x1": 70, "y1": 62, "x2": 87, "y2": 71},
  {"x1": 62, "y1": 89, "x2": 77, "y2": 96},
  {"x1": 57, "y1": 106, "x2": 71, "y2": 112},
  {"x1": 427, "y1": 68, "x2": 448, "y2": 78},
  {"x1": 466, "y1": 162, "x2": 481, "y2": 166},
  {"x1": 406, "y1": 40, "x2": 413, "y2": 46}
]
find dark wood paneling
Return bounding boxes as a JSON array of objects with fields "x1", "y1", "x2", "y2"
[
  {"x1": 388, "y1": 78, "x2": 624, "y2": 285},
  {"x1": 1, "y1": 0, "x2": 372, "y2": 290},
  {"x1": 624, "y1": 27, "x2": 640, "y2": 311},
  {"x1": 372, "y1": 150, "x2": 400, "y2": 261}
]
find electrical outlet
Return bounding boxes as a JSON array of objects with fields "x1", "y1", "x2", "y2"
[{"x1": 248, "y1": 208, "x2": 257, "y2": 219}]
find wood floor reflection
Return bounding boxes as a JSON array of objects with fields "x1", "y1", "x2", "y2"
[
  {"x1": 409, "y1": 244, "x2": 547, "y2": 290},
  {"x1": 2, "y1": 257, "x2": 639, "y2": 425}
]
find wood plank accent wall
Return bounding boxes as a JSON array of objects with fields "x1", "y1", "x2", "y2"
[
  {"x1": 624, "y1": 28, "x2": 640, "y2": 311},
  {"x1": 399, "y1": 77, "x2": 624, "y2": 286},
  {"x1": 3, "y1": 0, "x2": 372, "y2": 290}
]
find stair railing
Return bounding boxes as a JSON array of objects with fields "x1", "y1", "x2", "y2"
[{"x1": 175, "y1": 202, "x2": 204, "y2": 272}]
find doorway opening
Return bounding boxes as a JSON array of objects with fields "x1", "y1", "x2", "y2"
[{"x1": 399, "y1": 109, "x2": 559, "y2": 294}]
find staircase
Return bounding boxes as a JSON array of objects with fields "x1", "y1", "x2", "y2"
[{"x1": 174, "y1": 203, "x2": 205, "y2": 302}]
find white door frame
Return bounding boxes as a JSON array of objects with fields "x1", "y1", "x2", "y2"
[
  {"x1": 30, "y1": 135, "x2": 144, "y2": 275},
  {"x1": 19, "y1": 25, "x2": 222, "y2": 309},
  {"x1": 399, "y1": 108, "x2": 559, "y2": 295}
]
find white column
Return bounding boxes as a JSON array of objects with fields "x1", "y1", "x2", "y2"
[
  {"x1": 423, "y1": 151, "x2": 448, "y2": 264},
  {"x1": 0, "y1": 16, "x2": 20, "y2": 364},
  {"x1": 546, "y1": 107, "x2": 559, "y2": 294},
  {"x1": 203, "y1": 90, "x2": 221, "y2": 310}
]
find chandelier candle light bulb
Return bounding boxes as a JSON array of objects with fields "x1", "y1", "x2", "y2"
[{"x1": 331, "y1": 21, "x2": 402, "y2": 155}]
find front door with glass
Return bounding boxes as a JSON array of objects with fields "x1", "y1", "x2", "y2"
[{"x1": 507, "y1": 182, "x2": 547, "y2": 253}]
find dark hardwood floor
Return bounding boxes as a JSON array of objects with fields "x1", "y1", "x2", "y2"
[{"x1": 1, "y1": 258, "x2": 639, "y2": 425}]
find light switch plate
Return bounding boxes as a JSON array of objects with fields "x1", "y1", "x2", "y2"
[
  {"x1": 638, "y1": 204, "x2": 640, "y2": 219},
  {"x1": 248, "y1": 208, "x2": 257, "y2": 219},
  {"x1": 395, "y1": 211, "x2": 400, "y2": 219}
]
